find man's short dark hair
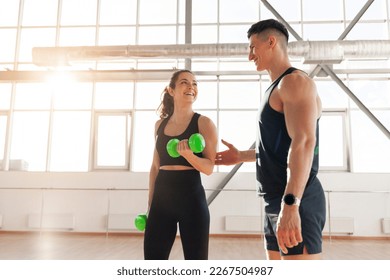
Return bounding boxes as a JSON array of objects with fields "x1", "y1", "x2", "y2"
[{"x1": 247, "y1": 19, "x2": 289, "y2": 42}]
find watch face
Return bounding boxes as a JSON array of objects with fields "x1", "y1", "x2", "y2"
[{"x1": 283, "y1": 194, "x2": 295, "y2": 205}]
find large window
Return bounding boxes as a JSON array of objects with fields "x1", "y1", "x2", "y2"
[
  {"x1": 319, "y1": 112, "x2": 348, "y2": 170},
  {"x1": 0, "y1": 114, "x2": 7, "y2": 163},
  {"x1": 350, "y1": 110, "x2": 390, "y2": 172},
  {"x1": 94, "y1": 113, "x2": 131, "y2": 169},
  {"x1": 0, "y1": 0, "x2": 389, "y2": 173}
]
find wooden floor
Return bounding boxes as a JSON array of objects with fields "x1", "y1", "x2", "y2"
[{"x1": 0, "y1": 231, "x2": 389, "y2": 260}]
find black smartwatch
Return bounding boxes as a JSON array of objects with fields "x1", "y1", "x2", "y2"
[{"x1": 282, "y1": 193, "x2": 301, "y2": 206}]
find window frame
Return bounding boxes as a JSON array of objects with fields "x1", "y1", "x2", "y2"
[
  {"x1": 92, "y1": 111, "x2": 132, "y2": 171},
  {"x1": 319, "y1": 109, "x2": 350, "y2": 172}
]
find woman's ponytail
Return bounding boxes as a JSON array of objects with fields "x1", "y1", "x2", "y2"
[{"x1": 157, "y1": 86, "x2": 174, "y2": 119}]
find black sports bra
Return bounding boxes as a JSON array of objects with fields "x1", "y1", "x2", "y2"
[{"x1": 156, "y1": 113, "x2": 204, "y2": 167}]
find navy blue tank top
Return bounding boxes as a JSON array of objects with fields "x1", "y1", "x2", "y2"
[
  {"x1": 256, "y1": 67, "x2": 320, "y2": 197},
  {"x1": 156, "y1": 113, "x2": 204, "y2": 167}
]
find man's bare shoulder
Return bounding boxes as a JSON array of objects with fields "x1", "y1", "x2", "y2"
[
  {"x1": 279, "y1": 70, "x2": 317, "y2": 99},
  {"x1": 281, "y1": 70, "x2": 314, "y2": 87}
]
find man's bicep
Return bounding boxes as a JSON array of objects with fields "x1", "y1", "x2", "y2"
[{"x1": 283, "y1": 85, "x2": 318, "y2": 141}]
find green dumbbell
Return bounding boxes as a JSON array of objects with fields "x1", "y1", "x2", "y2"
[
  {"x1": 166, "y1": 133, "x2": 206, "y2": 158},
  {"x1": 134, "y1": 213, "x2": 147, "y2": 231}
]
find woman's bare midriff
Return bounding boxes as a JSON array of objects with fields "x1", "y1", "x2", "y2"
[{"x1": 160, "y1": 165, "x2": 195, "y2": 171}]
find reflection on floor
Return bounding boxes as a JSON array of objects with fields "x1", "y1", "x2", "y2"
[{"x1": 0, "y1": 232, "x2": 389, "y2": 260}]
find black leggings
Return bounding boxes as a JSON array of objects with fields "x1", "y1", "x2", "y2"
[{"x1": 144, "y1": 169, "x2": 210, "y2": 260}]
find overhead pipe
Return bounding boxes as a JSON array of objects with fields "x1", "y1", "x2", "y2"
[
  {"x1": 32, "y1": 40, "x2": 390, "y2": 67},
  {"x1": 288, "y1": 40, "x2": 390, "y2": 64},
  {"x1": 32, "y1": 43, "x2": 249, "y2": 66}
]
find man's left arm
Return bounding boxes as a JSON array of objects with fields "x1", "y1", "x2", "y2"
[{"x1": 276, "y1": 73, "x2": 320, "y2": 254}]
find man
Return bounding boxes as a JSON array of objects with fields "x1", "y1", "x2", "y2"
[{"x1": 215, "y1": 19, "x2": 326, "y2": 260}]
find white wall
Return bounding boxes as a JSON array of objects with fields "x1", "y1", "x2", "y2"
[{"x1": 0, "y1": 171, "x2": 389, "y2": 237}]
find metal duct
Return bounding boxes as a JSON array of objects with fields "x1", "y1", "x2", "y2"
[
  {"x1": 32, "y1": 40, "x2": 390, "y2": 67},
  {"x1": 288, "y1": 40, "x2": 390, "y2": 64},
  {"x1": 32, "y1": 43, "x2": 249, "y2": 66}
]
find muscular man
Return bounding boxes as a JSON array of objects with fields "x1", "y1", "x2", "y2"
[{"x1": 215, "y1": 19, "x2": 326, "y2": 260}]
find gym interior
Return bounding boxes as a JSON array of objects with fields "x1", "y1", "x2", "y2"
[{"x1": 0, "y1": 0, "x2": 389, "y2": 260}]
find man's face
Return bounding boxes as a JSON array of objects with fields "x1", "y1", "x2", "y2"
[{"x1": 248, "y1": 34, "x2": 270, "y2": 71}]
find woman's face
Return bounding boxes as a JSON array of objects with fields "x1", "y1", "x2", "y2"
[{"x1": 170, "y1": 72, "x2": 198, "y2": 103}]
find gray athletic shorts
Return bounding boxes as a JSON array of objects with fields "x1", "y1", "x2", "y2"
[{"x1": 263, "y1": 177, "x2": 326, "y2": 256}]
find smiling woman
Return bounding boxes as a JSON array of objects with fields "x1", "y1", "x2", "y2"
[{"x1": 144, "y1": 69, "x2": 218, "y2": 260}]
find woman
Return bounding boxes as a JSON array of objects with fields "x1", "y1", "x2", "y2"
[{"x1": 144, "y1": 69, "x2": 218, "y2": 260}]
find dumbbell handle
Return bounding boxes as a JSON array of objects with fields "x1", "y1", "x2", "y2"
[{"x1": 166, "y1": 133, "x2": 205, "y2": 158}]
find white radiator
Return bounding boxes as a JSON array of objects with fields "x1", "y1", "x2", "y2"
[
  {"x1": 28, "y1": 213, "x2": 75, "y2": 230},
  {"x1": 381, "y1": 218, "x2": 390, "y2": 234},
  {"x1": 107, "y1": 214, "x2": 135, "y2": 230},
  {"x1": 225, "y1": 216, "x2": 262, "y2": 232},
  {"x1": 323, "y1": 217, "x2": 354, "y2": 235}
]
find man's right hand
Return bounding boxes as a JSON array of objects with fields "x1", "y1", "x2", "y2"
[{"x1": 215, "y1": 139, "x2": 241, "y2": 165}]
